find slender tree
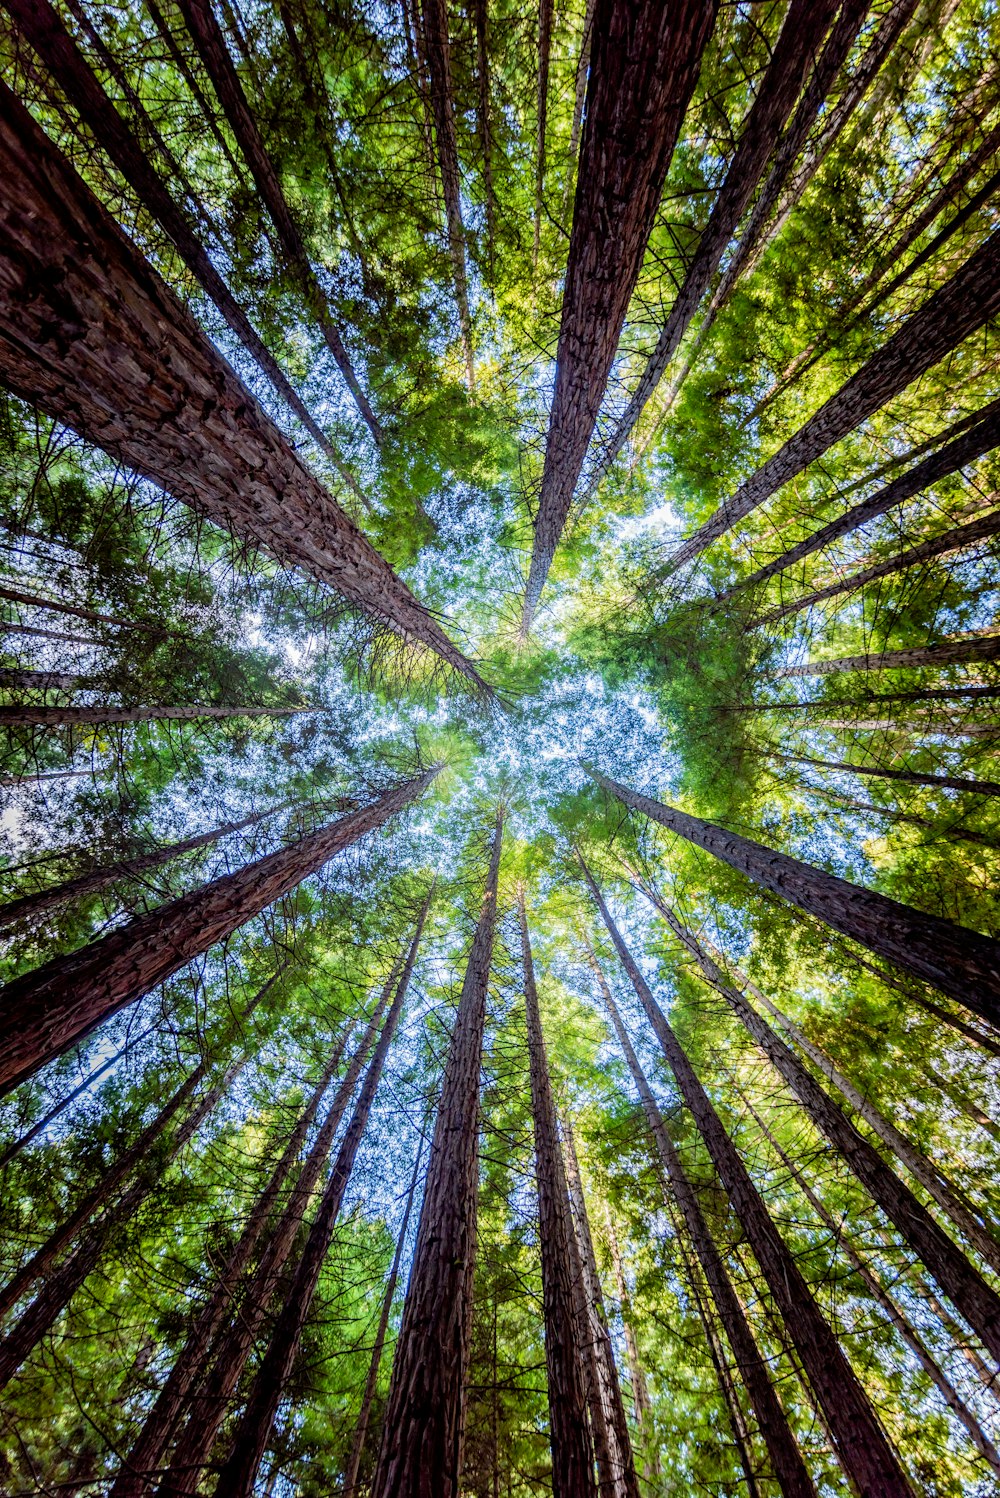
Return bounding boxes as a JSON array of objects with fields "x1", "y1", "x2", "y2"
[
  {"x1": 0, "y1": 702, "x2": 308, "y2": 726},
  {"x1": 778, "y1": 751, "x2": 1000, "y2": 798},
  {"x1": 777, "y1": 633, "x2": 1000, "y2": 676},
  {"x1": 533, "y1": 0, "x2": 553, "y2": 270}
]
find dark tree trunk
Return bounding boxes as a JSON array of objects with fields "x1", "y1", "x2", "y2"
[
  {"x1": 0, "y1": 668, "x2": 84, "y2": 691},
  {"x1": 788, "y1": 781, "x2": 1000, "y2": 856},
  {"x1": 0, "y1": 85, "x2": 485, "y2": 689},
  {"x1": 778, "y1": 632, "x2": 1000, "y2": 677},
  {"x1": 419, "y1": 0, "x2": 475, "y2": 387},
  {"x1": 143, "y1": 0, "x2": 246, "y2": 179},
  {"x1": 583, "y1": 870, "x2": 912, "y2": 1498},
  {"x1": 213, "y1": 895, "x2": 431, "y2": 1497},
  {"x1": 0, "y1": 702, "x2": 307, "y2": 726},
  {"x1": 341, "y1": 1133, "x2": 427, "y2": 1498},
  {"x1": 533, "y1": 0, "x2": 553, "y2": 269},
  {"x1": 780, "y1": 750, "x2": 1000, "y2": 798},
  {"x1": 585, "y1": 942, "x2": 817, "y2": 1498},
  {"x1": 521, "y1": 0, "x2": 717, "y2": 628},
  {"x1": 7, "y1": 0, "x2": 359, "y2": 480},
  {"x1": 585, "y1": 764, "x2": 1000, "y2": 1027},
  {"x1": 473, "y1": 0, "x2": 495, "y2": 278},
  {"x1": 561, "y1": 0, "x2": 596, "y2": 225},
  {"x1": 0, "y1": 584, "x2": 182, "y2": 642},
  {"x1": 0, "y1": 768, "x2": 437, "y2": 1096},
  {"x1": 519, "y1": 890, "x2": 597, "y2": 1498},
  {"x1": 368, "y1": 813, "x2": 503, "y2": 1498},
  {"x1": 603, "y1": 1212, "x2": 657, "y2": 1484},
  {"x1": 594, "y1": 0, "x2": 841, "y2": 486},
  {"x1": 173, "y1": 0, "x2": 383, "y2": 443},
  {"x1": 664, "y1": 228, "x2": 1000, "y2": 571}
]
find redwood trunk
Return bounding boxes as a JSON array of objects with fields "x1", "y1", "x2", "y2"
[
  {"x1": 586, "y1": 764, "x2": 1000, "y2": 1027},
  {"x1": 778, "y1": 632, "x2": 1000, "y2": 677},
  {"x1": 585, "y1": 872, "x2": 912, "y2": 1498},
  {"x1": 368, "y1": 813, "x2": 503, "y2": 1498},
  {"x1": 0, "y1": 768, "x2": 437, "y2": 1095},
  {"x1": 781, "y1": 751, "x2": 1000, "y2": 798},
  {"x1": 0, "y1": 85, "x2": 483, "y2": 687},
  {"x1": 533, "y1": 0, "x2": 553, "y2": 268},
  {"x1": 0, "y1": 702, "x2": 307, "y2": 726},
  {"x1": 520, "y1": 890, "x2": 597, "y2": 1498},
  {"x1": 521, "y1": 0, "x2": 717, "y2": 627},
  {"x1": 474, "y1": 0, "x2": 495, "y2": 275}
]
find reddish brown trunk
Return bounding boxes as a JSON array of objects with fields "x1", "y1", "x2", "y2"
[
  {"x1": 784, "y1": 781, "x2": 1000, "y2": 856},
  {"x1": 586, "y1": 764, "x2": 1000, "y2": 1027},
  {"x1": 561, "y1": 0, "x2": 596, "y2": 224},
  {"x1": 781, "y1": 750, "x2": 1000, "y2": 799},
  {"x1": 521, "y1": 0, "x2": 717, "y2": 627},
  {"x1": 0, "y1": 768, "x2": 437, "y2": 1096},
  {"x1": 584, "y1": 870, "x2": 912, "y2": 1498},
  {"x1": 778, "y1": 632, "x2": 1000, "y2": 677},
  {"x1": 0, "y1": 702, "x2": 306, "y2": 726},
  {"x1": 603, "y1": 1212, "x2": 656, "y2": 1483},
  {"x1": 0, "y1": 584, "x2": 181, "y2": 641},
  {"x1": 533, "y1": 0, "x2": 553, "y2": 269},
  {"x1": 0, "y1": 667, "x2": 84, "y2": 691},
  {"x1": 473, "y1": 0, "x2": 495, "y2": 275},
  {"x1": 368, "y1": 814, "x2": 503, "y2": 1498},
  {"x1": 0, "y1": 86, "x2": 484, "y2": 688},
  {"x1": 585, "y1": 943, "x2": 817, "y2": 1498},
  {"x1": 519, "y1": 891, "x2": 597, "y2": 1498}
]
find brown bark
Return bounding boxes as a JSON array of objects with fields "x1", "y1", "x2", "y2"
[
  {"x1": 533, "y1": 0, "x2": 554, "y2": 270},
  {"x1": 583, "y1": 869, "x2": 913, "y2": 1498},
  {"x1": 519, "y1": 890, "x2": 597, "y2": 1498},
  {"x1": 585, "y1": 937, "x2": 818, "y2": 1498},
  {"x1": 0, "y1": 84, "x2": 485, "y2": 689},
  {"x1": 663, "y1": 228, "x2": 1000, "y2": 572},
  {"x1": 0, "y1": 702, "x2": 308, "y2": 726},
  {"x1": 419, "y1": 0, "x2": 475, "y2": 387},
  {"x1": 0, "y1": 585, "x2": 179, "y2": 642},
  {"x1": 521, "y1": 0, "x2": 717, "y2": 628},
  {"x1": 777, "y1": 631, "x2": 1000, "y2": 677},
  {"x1": 8, "y1": 0, "x2": 359, "y2": 481},
  {"x1": 791, "y1": 781, "x2": 1000, "y2": 856},
  {"x1": 341, "y1": 1133, "x2": 427, "y2": 1498},
  {"x1": 780, "y1": 750, "x2": 1000, "y2": 798},
  {"x1": 594, "y1": 0, "x2": 841, "y2": 489},
  {"x1": 603, "y1": 1211, "x2": 657, "y2": 1483},
  {"x1": 585, "y1": 764, "x2": 1000, "y2": 1027},
  {"x1": 561, "y1": 0, "x2": 596, "y2": 225},
  {"x1": 213, "y1": 896, "x2": 430, "y2": 1496},
  {"x1": 173, "y1": 0, "x2": 383, "y2": 443},
  {"x1": 143, "y1": 0, "x2": 246, "y2": 180},
  {"x1": 0, "y1": 767, "x2": 437, "y2": 1096},
  {"x1": 473, "y1": 0, "x2": 495, "y2": 277},
  {"x1": 369, "y1": 813, "x2": 503, "y2": 1498},
  {"x1": 0, "y1": 668, "x2": 84, "y2": 691}
]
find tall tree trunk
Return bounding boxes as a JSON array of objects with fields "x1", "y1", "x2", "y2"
[
  {"x1": 793, "y1": 776, "x2": 1000, "y2": 853},
  {"x1": 585, "y1": 938, "x2": 818, "y2": 1498},
  {"x1": 0, "y1": 668, "x2": 85, "y2": 691},
  {"x1": 0, "y1": 85, "x2": 485, "y2": 689},
  {"x1": 520, "y1": 0, "x2": 718, "y2": 630},
  {"x1": 0, "y1": 767, "x2": 437, "y2": 1096},
  {"x1": 559, "y1": 1109, "x2": 640, "y2": 1498},
  {"x1": 0, "y1": 702, "x2": 308, "y2": 726},
  {"x1": 173, "y1": 0, "x2": 383, "y2": 443},
  {"x1": 728, "y1": 396, "x2": 1000, "y2": 596},
  {"x1": 341, "y1": 1132, "x2": 427, "y2": 1498},
  {"x1": 0, "y1": 584, "x2": 183, "y2": 642},
  {"x1": 419, "y1": 0, "x2": 475, "y2": 388},
  {"x1": 663, "y1": 228, "x2": 1000, "y2": 572},
  {"x1": 777, "y1": 632, "x2": 1000, "y2": 677},
  {"x1": 584, "y1": 764, "x2": 1000, "y2": 1028},
  {"x1": 7, "y1": 0, "x2": 361, "y2": 482},
  {"x1": 779, "y1": 750, "x2": 1000, "y2": 798},
  {"x1": 745, "y1": 1093, "x2": 1000, "y2": 1477},
  {"x1": 369, "y1": 813, "x2": 503, "y2": 1498},
  {"x1": 533, "y1": 0, "x2": 554, "y2": 271},
  {"x1": 473, "y1": 0, "x2": 495, "y2": 280},
  {"x1": 583, "y1": 869, "x2": 913, "y2": 1498},
  {"x1": 603, "y1": 1209, "x2": 658, "y2": 1484},
  {"x1": 560, "y1": 0, "x2": 596, "y2": 225},
  {"x1": 519, "y1": 889, "x2": 597, "y2": 1498},
  {"x1": 593, "y1": 0, "x2": 841, "y2": 489},
  {"x1": 212, "y1": 894, "x2": 431, "y2": 1497}
]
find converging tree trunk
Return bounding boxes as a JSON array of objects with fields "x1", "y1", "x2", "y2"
[
  {"x1": 585, "y1": 764, "x2": 1000, "y2": 1027},
  {"x1": 777, "y1": 632, "x2": 1000, "y2": 676},
  {"x1": 521, "y1": 0, "x2": 717, "y2": 629},
  {"x1": 369, "y1": 813, "x2": 502, "y2": 1498},
  {"x1": 520, "y1": 889, "x2": 597, "y2": 1498},
  {"x1": 533, "y1": 0, "x2": 553, "y2": 269},
  {"x1": 0, "y1": 702, "x2": 308, "y2": 727},
  {"x1": 0, "y1": 85, "x2": 485, "y2": 688},
  {"x1": 780, "y1": 750, "x2": 1000, "y2": 799},
  {"x1": 603, "y1": 1210, "x2": 657, "y2": 1485},
  {"x1": 0, "y1": 768, "x2": 437, "y2": 1096}
]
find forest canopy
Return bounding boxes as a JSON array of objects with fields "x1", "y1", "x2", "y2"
[{"x1": 1, "y1": 0, "x2": 1000, "y2": 1494}]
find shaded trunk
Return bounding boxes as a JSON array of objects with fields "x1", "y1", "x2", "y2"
[
  {"x1": 584, "y1": 870, "x2": 912, "y2": 1498},
  {"x1": 594, "y1": 0, "x2": 841, "y2": 487},
  {"x1": 780, "y1": 750, "x2": 1000, "y2": 799},
  {"x1": 561, "y1": 0, "x2": 595, "y2": 224},
  {"x1": 341, "y1": 1132, "x2": 426, "y2": 1498},
  {"x1": 473, "y1": 0, "x2": 495, "y2": 279},
  {"x1": 792, "y1": 781, "x2": 1000, "y2": 856},
  {"x1": 0, "y1": 85, "x2": 483, "y2": 688},
  {"x1": 144, "y1": 0, "x2": 246, "y2": 180},
  {"x1": 520, "y1": 890, "x2": 597, "y2": 1498},
  {"x1": 777, "y1": 632, "x2": 1000, "y2": 677},
  {"x1": 585, "y1": 940, "x2": 817, "y2": 1498},
  {"x1": 0, "y1": 767, "x2": 437, "y2": 1096},
  {"x1": 533, "y1": 0, "x2": 553, "y2": 270},
  {"x1": 663, "y1": 228, "x2": 1000, "y2": 571},
  {"x1": 173, "y1": 0, "x2": 383, "y2": 443},
  {"x1": 0, "y1": 585, "x2": 182, "y2": 642},
  {"x1": 604, "y1": 1212, "x2": 655, "y2": 1474},
  {"x1": 0, "y1": 702, "x2": 308, "y2": 726},
  {"x1": 585, "y1": 763, "x2": 1000, "y2": 1027},
  {"x1": 521, "y1": 0, "x2": 717, "y2": 628},
  {"x1": 213, "y1": 895, "x2": 430, "y2": 1497},
  {"x1": 0, "y1": 668, "x2": 84, "y2": 691},
  {"x1": 369, "y1": 814, "x2": 502, "y2": 1498}
]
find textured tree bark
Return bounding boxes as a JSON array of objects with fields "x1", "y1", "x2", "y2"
[
  {"x1": 778, "y1": 632, "x2": 1000, "y2": 677},
  {"x1": 521, "y1": 0, "x2": 718, "y2": 628},
  {"x1": 584, "y1": 872, "x2": 913, "y2": 1498},
  {"x1": 0, "y1": 85, "x2": 485, "y2": 689},
  {"x1": 212, "y1": 896, "x2": 431, "y2": 1497},
  {"x1": 473, "y1": 0, "x2": 495, "y2": 277},
  {"x1": 585, "y1": 764, "x2": 1000, "y2": 1026},
  {"x1": 593, "y1": 0, "x2": 840, "y2": 487},
  {"x1": 109, "y1": 1014, "x2": 352, "y2": 1497},
  {"x1": 369, "y1": 814, "x2": 502, "y2": 1498},
  {"x1": 420, "y1": 0, "x2": 475, "y2": 387},
  {"x1": 0, "y1": 768, "x2": 437, "y2": 1095},
  {"x1": 780, "y1": 751, "x2": 1000, "y2": 798},
  {"x1": 663, "y1": 228, "x2": 1000, "y2": 571},
  {"x1": 533, "y1": 0, "x2": 554, "y2": 269},
  {"x1": 602, "y1": 1211, "x2": 657, "y2": 1484},
  {"x1": 0, "y1": 668, "x2": 84, "y2": 691},
  {"x1": 0, "y1": 702, "x2": 307, "y2": 726},
  {"x1": 583, "y1": 938, "x2": 817, "y2": 1498},
  {"x1": 173, "y1": 0, "x2": 383, "y2": 443},
  {"x1": 519, "y1": 890, "x2": 597, "y2": 1498},
  {"x1": 0, "y1": 584, "x2": 178, "y2": 641},
  {"x1": 341, "y1": 1133, "x2": 427, "y2": 1498},
  {"x1": 7, "y1": 0, "x2": 361, "y2": 480},
  {"x1": 638, "y1": 890, "x2": 1000, "y2": 1346},
  {"x1": 561, "y1": 0, "x2": 596, "y2": 225}
]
